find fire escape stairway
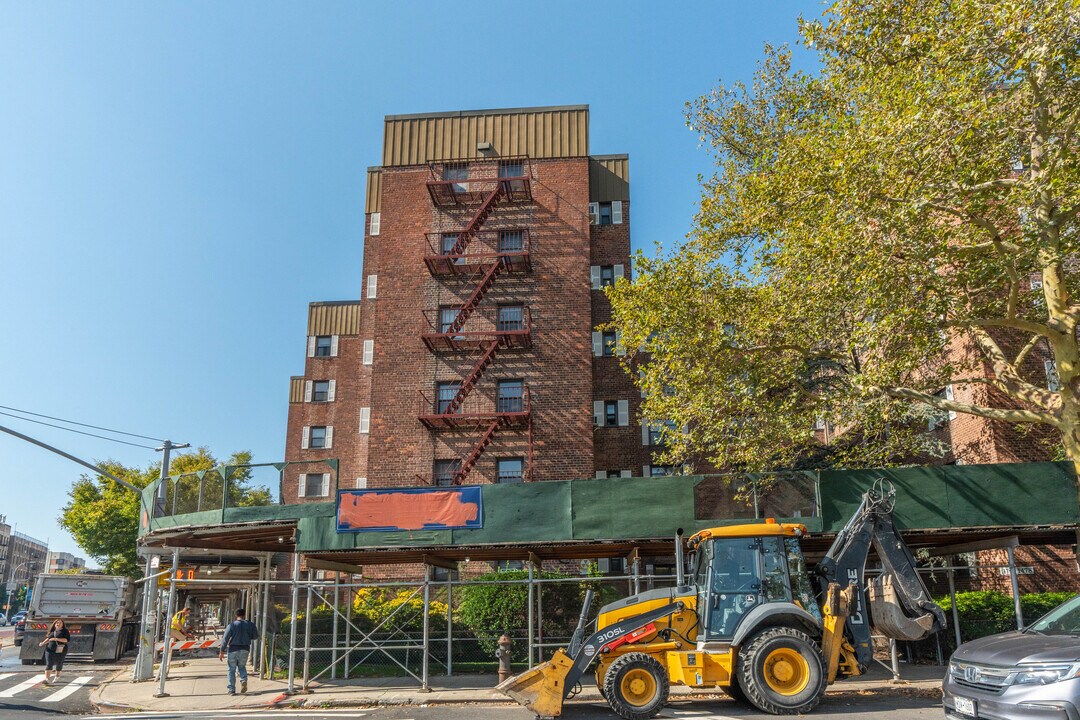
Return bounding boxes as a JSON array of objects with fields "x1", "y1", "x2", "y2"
[
  {"x1": 445, "y1": 338, "x2": 501, "y2": 415},
  {"x1": 446, "y1": 261, "x2": 504, "y2": 335},
  {"x1": 450, "y1": 184, "x2": 506, "y2": 256},
  {"x1": 453, "y1": 418, "x2": 502, "y2": 485}
]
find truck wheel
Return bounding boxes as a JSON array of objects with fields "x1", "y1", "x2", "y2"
[
  {"x1": 602, "y1": 652, "x2": 669, "y2": 720},
  {"x1": 736, "y1": 626, "x2": 825, "y2": 715},
  {"x1": 720, "y1": 679, "x2": 747, "y2": 703}
]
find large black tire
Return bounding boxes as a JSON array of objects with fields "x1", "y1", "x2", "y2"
[
  {"x1": 736, "y1": 626, "x2": 826, "y2": 715},
  {"x1": 721, "y1": 678, "x2": 747, "y2": 703},
  {"x1": 602, "y1": 652, "x2": 669, "y2": 720}
]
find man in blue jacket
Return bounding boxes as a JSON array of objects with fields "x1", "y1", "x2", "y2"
[{"x1": 219, "y1": 608, "x2": 259, "y2": 695}]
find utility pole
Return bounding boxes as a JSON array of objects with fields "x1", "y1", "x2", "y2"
[
  {"x1": 135, "y1": 440, "x2": 190, "y2": 681},
  {"x1": 154, "y1": 440, "x2": 190, "y2": 517}
]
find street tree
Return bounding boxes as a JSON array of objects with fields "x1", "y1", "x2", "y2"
[
  {"x1": 59, "y1": 448, "x2": 270, "y2": 577},
  {"x1": 609, "y1": 0, "x2": 1080, "y2": 472}
]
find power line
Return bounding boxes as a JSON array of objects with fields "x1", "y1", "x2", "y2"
[
  {"x1": 0, "y1": 410, "x2": 158, "y2": 450},
  {"x1": 0, "y1": 404, "x2": 165, "y2": 443}
]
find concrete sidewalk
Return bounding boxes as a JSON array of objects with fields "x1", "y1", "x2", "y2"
[{"x1": 91, "y1": 656, "x2": 945, "y2": 712}]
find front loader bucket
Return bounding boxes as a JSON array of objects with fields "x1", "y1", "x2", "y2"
[
  {"x1": 869, "y1": 574, "x2": 936, "y2": 641},
  {"x1": 496, "y1": 648, "x2": 575, "y2": 718}
]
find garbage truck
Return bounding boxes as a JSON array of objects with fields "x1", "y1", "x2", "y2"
[
  {"x1": 498, "y1": 482, "x2": 945, "y2": 717},
  {"x1": 20, "y1": 573, "x2": 140, "y2": 664}
]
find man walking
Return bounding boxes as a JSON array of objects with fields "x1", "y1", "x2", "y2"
[{"x1": 219, "y1": 608, "x2": 258, "y2": 695}]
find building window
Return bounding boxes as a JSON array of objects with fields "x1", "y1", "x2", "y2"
[
  {"x1": 432, "y1": 566, "x2": 458, "y2": 582},
  {"x1": 315, "y1": 335, "x2": 333, "y2": 357},
  {"x1": 498, "y1": 160, "x2": 524, "y2": 179},
  {"x1": 302, "y1": 473, "x2": 330, "y2": 498},
  {"x1": 496, "y1": 560, "x2": 524, "y2": 571},
  {"x1": 595, "y1": 399, "x2": 629, "y2": 427},
  {"x1": 434, "y1": 459, "x2": 460, "y2": 486},
  {"x1": 309, "y1": 426, "x2": 328, "y2": 449},
  {"x1": 444, "y1": 164, "x2": 468, "y2": 192},
  {"x1": 1046, "y1": 360, "x2": 1060, "y2": 392},
  {"x1": 497, "y1": 305, "x2": 524, "y2": 332},
  {"x1": 313, "y1": 380, "x2": 330, "y2": 402},
  {"x1": 498, "y1": 380, "x2": 524, "y2": 413},
  {"x1": 604, "y1": 401, "x2": 619, "y2": 427},
  {"x1": 600, "y1": 266, "x2": 615, "y2": 287},
  {"x1": 363, "y1": 339, "x2": 374, "y2": 365},
  {"x1": 358, "y1": 407, "x2": 370, "y2": 434},
  {"x1": 601, "y1": 330, "x2": 618, "y2": 357},
  {"x1": 599, "y1": 202, "x2": 613, "y2": 226},
  {"x1": 441, "y1": 233, "x2": 464, "y2": 264},
  {"x1": 650, "y1": 465, "x2": 677, "y2": 477},
  {"x1": 436, "y1": 381, "x2": 462, "y2": 414},
  {"x1": 498, "y1": 230, "x2": 524, "y2": 253},
  {"x1": 497, "y1": 458, "x2": 524, "y2": 483},
  {"x1": 439, "y1": 306, "x2": 459, "y2": 334}
]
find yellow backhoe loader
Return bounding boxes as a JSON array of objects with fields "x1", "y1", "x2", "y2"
[{"x1": 498, "y1": 482, "x2": 945, "y2": 718}]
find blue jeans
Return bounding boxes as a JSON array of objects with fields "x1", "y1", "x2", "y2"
[{"x1": 227, "y1": 648, "x2": 249, "y2": 692}]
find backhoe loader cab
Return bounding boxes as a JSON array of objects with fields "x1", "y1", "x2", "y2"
[
  {"x1": 498, "y1": 484, "x2": 945, "y2": 720},
  {"x1": 688, "y1": 523, "x2": 822, "y2": 642}
]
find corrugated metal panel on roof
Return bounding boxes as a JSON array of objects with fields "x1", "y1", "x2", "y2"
[
  {"x1": 289, "y1": 377, "x2": 305, "y2": 404},
  {"x1": 382, "y1": 106, "x2": 590, "y2": 166},
  {"x1": 308, "y1": 302, "x2": 362, "y2": 336},
  {"x1": 589, "y1": 155, "x2": 630, "y2": 201},
  {"x1": 365, "y1": 168, "x2": 382, "y2": 214}
]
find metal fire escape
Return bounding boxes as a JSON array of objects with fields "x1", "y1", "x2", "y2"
[{"x1": 419, "y1": 158, "x2": 535, "y2": 485}]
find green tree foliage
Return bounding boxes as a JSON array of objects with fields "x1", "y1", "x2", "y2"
[
  {"x1": 58, "y1": 447, "x2": 268, "y2": 578},
  {"x1": 456, "y1": 570, "x2": 597, "y2": 654},
  {"x1": 609, "y1": 0, "x2": 1080, "y2": 471}
]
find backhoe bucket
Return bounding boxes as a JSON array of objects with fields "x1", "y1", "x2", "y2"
[
  {"x1": 869, "y1": 574, "x2": 936, "y2": 641},
  {"x1": 496, "y1": 648, "x2": 575, "y2": 718}
]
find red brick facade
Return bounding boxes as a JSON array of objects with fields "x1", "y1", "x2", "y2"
[{"x1": 283, "y1": 106, "x2": 666, "y2": 504}]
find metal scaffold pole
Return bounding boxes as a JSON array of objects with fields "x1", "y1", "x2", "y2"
[
  {"x1": 302, "y1": 570, "x2": 313, "y2": 690},
  {"x1": 331, "y1": 574, "x2": 339, "y2": 680},
  {"x1": 287, "y1": 553, "x2": 300, "y2": 694},
  {"x1": 446, "y1": 576, "x2": 453, "y2": 677},
  {"x1": 527, "y1": 561, "x2": 535, "y2": 667},
  {"x1": 154, "y1": 548, "x2": 180, "y2": 698},
  {"x1": 133, "y1": 554, "x2": 156, "y2": 681},
  {"x1": 422, "y1": 565, "x2": 431, "y2": 692}
]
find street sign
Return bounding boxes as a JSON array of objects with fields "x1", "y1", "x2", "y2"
[{"x1": 150, "y1": 556, "x2": 160, "y2": 570}]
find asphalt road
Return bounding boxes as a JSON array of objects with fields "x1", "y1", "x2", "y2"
[
  {"x1": 0, "y1": 626, "x2": 136, "y2": 718},
  {"x1": 82, "y1": 694, "x2": 945, "y2": 719}
]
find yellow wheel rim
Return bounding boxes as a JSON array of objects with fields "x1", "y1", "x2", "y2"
[
  {"x1": 619, "y1": 667, "x2": 658, "y2": 707},
  {"x1": 762, "y1": 648, "x2": 810, "y2": 696}
]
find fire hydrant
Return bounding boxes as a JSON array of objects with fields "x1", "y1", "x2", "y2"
[{"x1": 495, "y1": 634, "x2": 513, "y2": 683}]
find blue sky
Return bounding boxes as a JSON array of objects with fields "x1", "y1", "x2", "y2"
[{"x1": 0, "y1": 1, "x2": 821, "y2": 560}]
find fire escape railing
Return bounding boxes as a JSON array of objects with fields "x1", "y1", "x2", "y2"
[
  {"x1": 420, "y1": 157, "x2": 535, "y2": 485},
  {"x1": 424, "y1": 229, "x2": 532, "y2": 276}
]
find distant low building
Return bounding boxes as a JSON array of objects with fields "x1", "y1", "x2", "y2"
[
  {"x1": 0, "y1": 515, "x2": 48, "y2": 599},
  {"x1": 45, "y1": 551, "x2": 86, "y2": 574}
]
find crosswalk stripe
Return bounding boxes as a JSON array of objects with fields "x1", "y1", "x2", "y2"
[
  {"x1": 40, "y1": 675, "x2": 93, "y2": 703},
  {"x1": 0, "y1": 674, "x2": 14, "y2": 684},
  {"x1": 0, "y1": 673, "x2": 45, "y2": 697}
]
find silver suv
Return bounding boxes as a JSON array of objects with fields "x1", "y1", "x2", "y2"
[{"x1": 944, "y1": 594, "x2": 1080, "y2": 719}]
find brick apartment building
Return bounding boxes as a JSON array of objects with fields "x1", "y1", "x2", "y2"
[{"x1": 284, "y1": 105, "x2": 671, "y2": 506}]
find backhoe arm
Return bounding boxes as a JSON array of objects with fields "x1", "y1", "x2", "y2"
[{"x1": 815, "y1": 483, "x2": 946, "y2": 671}]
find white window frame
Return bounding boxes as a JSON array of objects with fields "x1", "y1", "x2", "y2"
[
  {"x1": 330, "y1": 335, "x2": 339, "y2": 357},
  {"x1": 1046, "y1": 360, "x2": 1061, "y2": 392},
  {"x1": 307, "y1": 336, "x2": 316, "y2": 358},
  {"x1": 588, "y1": 202, "x2": 599, "y2": 225},
  {"x1": 612, "y1": 201, "x2": 623, "y2": 224},
  {"x1": 359, "y1": 407, "x2": 370, "y2": 434},
  {"x1": 617, "y1": 399, "x2": 629, "y2": 427},
  {"x1": 363, "y1": 339, "x2": 374, "y2": 365},
  {"x1": 304, "y1": 380, "x2": 313, "y2": 403},
  {"x1": 369, "y1": 212, "x2": 381, "y2": 236},
  {"x1": 356, "y1": 477, "x2": 368, "y2": 489},
  {"x1": 590, "y1": 265, "x2": 601, "y2": 290},
  {"x1": 366, "y1": 274, "x2": 377, "y2": 300},
  {"x1": 301, "y1": 426, "x2": 310, "y2": 450}
]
